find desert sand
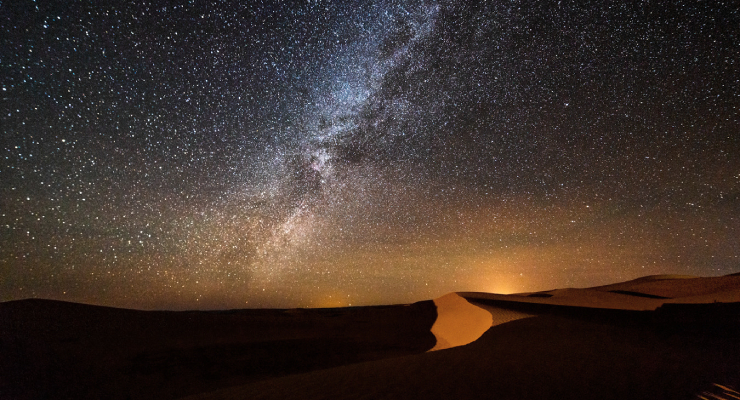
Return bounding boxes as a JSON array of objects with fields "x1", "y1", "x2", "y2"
[
  {"x1": 429, "y1": 293, "x2": 493, "y2": 351},
  {"x1": 0, "y1": 300, "x2": 436, "y2": 399},
  {"x1": 2, "y1": 273, "x2": 739, "y2": 399},
  {"x1": 430, "y1": 292, "x2": 534, "y2": 351}
]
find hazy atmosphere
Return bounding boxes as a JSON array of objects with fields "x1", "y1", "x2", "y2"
[{"x1": 2, "y1": 0, "x2": 738, "y2": 309}]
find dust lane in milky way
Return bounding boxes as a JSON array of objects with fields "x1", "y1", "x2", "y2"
[{"x1": 1, "y1": 0, "x2": 738, "y2": 309}]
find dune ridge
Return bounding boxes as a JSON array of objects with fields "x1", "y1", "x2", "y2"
[
  {"x1": 179, "y1": 271, "x2": 740, "y2": 400},
  {"x1": 3, "y1": 273, "x2": 739, "y2": 400},
  {"x1": 429, "y1": 293, "x2": 492, "y2": 351},
  {"x1": 460, "y1": 273, "x2": 740, "y2": 313}
]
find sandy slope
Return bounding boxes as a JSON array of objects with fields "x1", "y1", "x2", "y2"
[
  {"x1": 460, "y1": 288, "x2": 666, "y2": 310},
  {"x1": 595, "y1": 274, "x2": 740, "y2": 300},
  {"x1": 430, "y1": 293, "x2": 535, "y2": 351},
  {"x1": 472, "y1": 304, "x2": 535, "y2": 328},
  {"x1": 0, "y1": 300, "x2": 436, "y2": 400},
  {"x1": 429, "y1": 293, "x2": 492, "y2": 350},
  {"x1": 461, "y1": 273, "x2": 740, "y2": 311},
  {"x1": 4, "y1": 273, "x2": 739, "y2": 400},
  {"x1": 180, "y1": 273, "x2": 740, "y2": 399},
  {"x1": 180, "y1": 312, "x2": 740, "y2": 400}
]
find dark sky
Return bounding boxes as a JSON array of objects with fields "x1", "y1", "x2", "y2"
[{"x1": 2, "y1": 0, "x2": 738, "y2": 310}]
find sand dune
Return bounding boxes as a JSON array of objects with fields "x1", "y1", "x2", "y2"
[
  {"x1": 430, "y1": 293, "x2": 492, "y2": 351},
  {"x1": 461, "y1": 273, "x2": 740, "y2": 312},
  {"x1": 473, "y1": 303, "x2": 535, "y2": 328},
  {"x1": 460, "y1": 288, "x2": 666, "y2": 310},
  {"x1": 430, "y1": 293, "x2": 535, "y2": 351},
  {"x1": 3, "y1": 273, "x2": 739, "y2": 399},
  {"x1": 181, "y1": 304, "x2": 740, "y2": 400},
  {"x1": 179, "y1": 273, "x2": 739, "y2": 399},
  {"x1": 0, "y1": 300, "x2": 436, "y2": 399},
  {"x1": 665, "y1": 288, "x2": 740, "y2": 304},
  {"x1": 594, "y1": 274, "x2": 740, "y2": 300}
]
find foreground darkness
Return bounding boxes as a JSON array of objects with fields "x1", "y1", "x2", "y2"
[
  {"x1": 185, "y1": 303, "x2": 740, "y2": 400},
  {"x1": 1, "y1": 295, "x2": 738, "y2": 400},
  {"x1": 0, "y1": 299, "x2": 437, "y2": 400}
]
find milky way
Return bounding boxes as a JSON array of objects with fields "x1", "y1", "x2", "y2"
[{"x1": 2, "y1": 0, "x2": 739, "y2": 309}]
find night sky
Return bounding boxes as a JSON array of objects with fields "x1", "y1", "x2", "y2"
[{"x1": 2, "y1": 0, "x2": 738, "y2": 310}]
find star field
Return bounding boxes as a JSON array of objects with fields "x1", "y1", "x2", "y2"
[{"x1": 2, "y1": 0, "x2": 739, "y2": 309}]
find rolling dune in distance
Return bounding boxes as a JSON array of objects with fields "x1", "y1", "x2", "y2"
[{"x1": 2, "y1": 273, "x2": 740, "y2": 400}]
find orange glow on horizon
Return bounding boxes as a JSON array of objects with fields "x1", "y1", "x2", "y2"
[{"x1": 308, "y1": 292, "x2": 352, "y2": 308}]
